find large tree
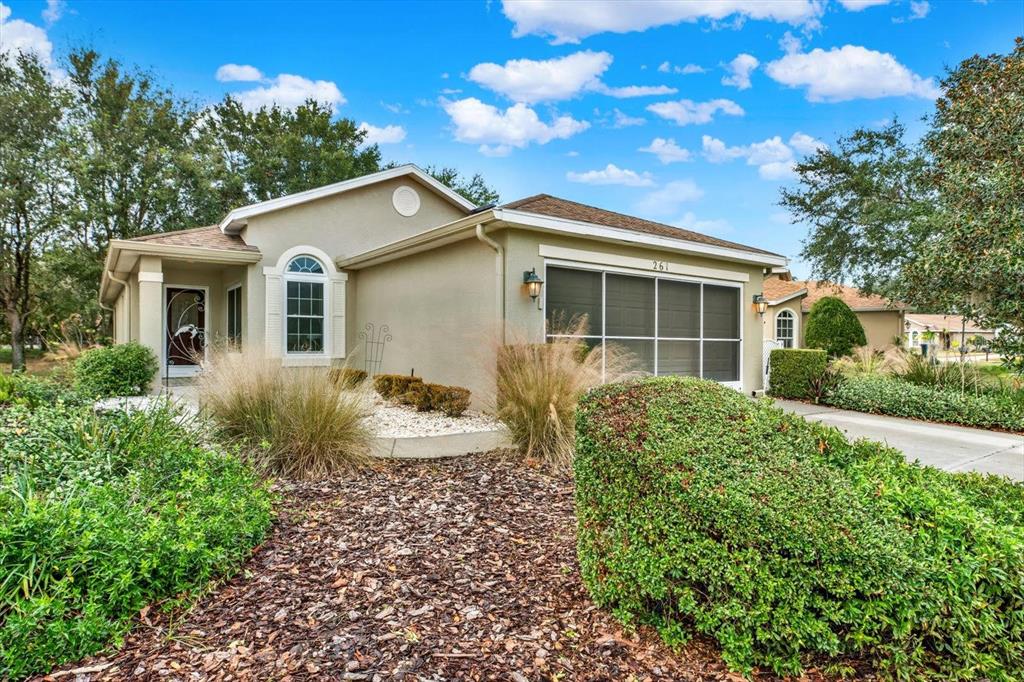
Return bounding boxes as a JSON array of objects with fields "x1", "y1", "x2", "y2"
[
  {"x1": 424, "y1": 165, "x2": 500, "y2": 206},
  {"x1": 0, "y1": 52, "x2": 70, "y2": 370},
  {"x1": 780, "y1": 120, "x2": 935, "y2": 299},
  {"x1": 902, "y1": 38, "x2": 1024, "y2": 368}
]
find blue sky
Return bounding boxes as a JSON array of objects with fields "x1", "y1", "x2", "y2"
[{"x1": 2, "y1": 0, "x2": 1021, "y2": 276}]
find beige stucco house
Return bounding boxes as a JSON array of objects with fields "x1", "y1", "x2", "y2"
[
  {"x1": 100, "y1": 165, "x2": 788, "y2": 400},
  {"x1": 761, "y1": 275, "x2": 905, "y2": 351}
]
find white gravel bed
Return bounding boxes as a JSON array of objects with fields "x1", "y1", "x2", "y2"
[{"x1": 369, "y1": 397, "x2": 503, "y2": 439}]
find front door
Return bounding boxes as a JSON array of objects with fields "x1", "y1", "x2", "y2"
[{"x1": 166, "y1": 287, "x2": 206, "y2": 368}]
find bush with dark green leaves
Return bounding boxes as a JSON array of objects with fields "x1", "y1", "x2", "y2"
[
  {"x1": 804, "y1": 296, "x2": 867, "y2": 357},
  {"x1": 826, "y1": 373, "x2": 1024, "y2": 432},
  {"x1": 72, "y1": 342, "x2": 158, "y2": 397},
  {"x1": 575, "y1": 376, "x2": 1024, "y2": 679},
  {"x1": 767, "y1": 348, "x2": 828, "y2": 400},
  {"x1": 0, "y1": 403, "x2": 273, "y2": 680},
  {"x1": 0, "y1": 372, "x2": 84, "y2": 410}
]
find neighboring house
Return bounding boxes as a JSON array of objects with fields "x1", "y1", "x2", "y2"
[
  {"x1": 904, "y1": 314, "x2": 996, "y2": 351},
  {"x1": 762, "y1": 275, "x2": 905, "y2": 351},
  {"x1": 100, "y1": 165, "x2": 787, "y2": 400}
]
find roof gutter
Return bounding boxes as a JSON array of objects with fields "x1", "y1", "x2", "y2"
[{"x1": 475, "y1": 224, "x2": 505, "y2": 344}]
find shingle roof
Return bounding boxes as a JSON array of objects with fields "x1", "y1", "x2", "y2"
[
  {"x1": 501, "y1": 194, "x2": 782, "y2": 259},
  {"x1": 127, "y1": 225, "x2": 259, "y2": 252},
  {"x1": 905, "y1": 314, "x2": 991, "y2": 333},
  {"x1": 762, "y1": 276, "x2": 905, "y2": 312}
]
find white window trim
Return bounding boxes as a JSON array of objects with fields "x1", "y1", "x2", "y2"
[
  {"x1": 542, "y1": 258, "x2": 744, "y2": 390},
  {"x1": 264, "y1": 245, "x2": 347, "y2": 366},
  {"x1": 775, "y1": 308, "x2": 798, "y2": 349},
  {"x1": 283, "y1": 258, "x2": 330, "y2": 358}
]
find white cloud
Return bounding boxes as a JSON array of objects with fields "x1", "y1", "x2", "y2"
[
  {"x1": 215, "y1": 63, "x2": 264, "y2": 82},
  {"x1": 765, "y1": 45, "x2": 941, "y2": 102},
  {"x1": 594, "y1": 83, "x2": 678, "y2": 98},
  {"x1": 721, "y1": 53, "x2": 759, "y2": 90},
  {"x1": 566, "y1": 150, "x2": 580, "y2": 157},
  {"x1": 42, "y1": 0, "x2": 64, "y2": 25},
  {"x1": 442, "y1": 97, "x2": 589, "y2": 155},
  {"x1": 659, "y1": 61, "x2": 706, "y2": 74},
  {"x1": 837, "y1": 0, "x2": 890, "y2": 9},
  {"x1": 0, "y1": 2, "x2": 55, "y2": 69},
  {"x1": 467, "y1": 51, "x2": 675, "y2": 102},
  {"x1": 567, "y1": 164, "x2": 655, "y2": 187},
  {"x1": 232, "y1": 73, "x2": 346, "y2": 111},
  {"x1": 635, "y1": 180, "x2": 704, "y2": 216},
  {"x1": 501, "y1": 0, "x2": 824, "y2": 44},
  {"x1": 646, "y1": 98, "x2": 744, "y2": 125},
  {"x1": 702, "y1": 131, "x2": 826, "y2": 180},
  {"x1": 358, "y1": 122, "x2": 407, "y2": 145},
  {"x1": 779, "y1": 31, "x2": 802, "y2": 54},
  {"x1": 638, "y1": 137, "x2": 692, "y2": 164},
  {"x1": 674, "y1": 211, "x2": 732, "y2": 235},
  {"x1": 894, "y1": 0, "x2": 930, "y2": 22},
  {"x1": 380, "y1": 101, "x2": 408, "y2": 114},
  {"x1": 611, "y1": 108, "x2": 645, "y2": 127}
]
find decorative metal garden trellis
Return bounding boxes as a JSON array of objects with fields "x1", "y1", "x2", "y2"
[
  {"x1": 164, "y1": 288, "x2": 206, "y2": 392},
  {"x1": 358, "y1": 323, "x2": 391, "y2": 376}
]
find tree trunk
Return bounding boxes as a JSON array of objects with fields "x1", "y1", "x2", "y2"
[{"x1": 6, "y1": 310, "x2": 26, "y2": 372}]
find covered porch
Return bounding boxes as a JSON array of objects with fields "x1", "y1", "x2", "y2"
[{"x1": 100, "y1": 229, "x2": 262, "y2": 388}]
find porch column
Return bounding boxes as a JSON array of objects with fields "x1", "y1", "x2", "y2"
[{"x1": 137, "y1": 255, "x2": 163, "y2": 392}]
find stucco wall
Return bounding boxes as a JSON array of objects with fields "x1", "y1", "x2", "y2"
[
  {"x1": 350, "y1": 237, "x2": 498, "y2": 405},
  {"x1": 500, "y1": 229, "x2": 768, "y2": 394},
  {"x1": 798, "y1": 309, "x2": 904, "y2": 351},
  {"x1": 239, "y1": 177, "x2": 467, "y2": 358}
]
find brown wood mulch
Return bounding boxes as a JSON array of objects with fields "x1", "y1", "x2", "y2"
[{"x1": 43, "y1": 452, "x2": 842, "y2": 682}]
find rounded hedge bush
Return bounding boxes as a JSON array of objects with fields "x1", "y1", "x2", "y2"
[
  {"x1": 575, "y1": 376, "x2": 1024, "y2": 679},
  {"x1": 804, "y1": 296, "x2": 867, "y2": 357},
  {"x1": 73, "y1": 342, "x2": 158, "y2": 398}
]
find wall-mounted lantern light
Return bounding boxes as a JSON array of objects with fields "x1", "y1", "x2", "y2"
[
  {"x1": 752, "y1": 293, "x2": 768, "y2": 317},
  {"x1": 523, "y1": 268, "x2": 544, "y2": 310}
]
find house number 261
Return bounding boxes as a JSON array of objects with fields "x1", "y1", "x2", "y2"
[{"x1": 651, "y1": 260, "x2": 669, "y2": 271}]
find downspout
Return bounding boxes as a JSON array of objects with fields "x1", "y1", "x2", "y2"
[
  {"x1": 106, "y1": 271, "x2": 131, "y2": 342},
  {"x1": 475, "y1": 224, "x2": 505, "y2": 343}
]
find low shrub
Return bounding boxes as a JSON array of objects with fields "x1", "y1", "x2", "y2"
[
  {"x1": 804, "y1": 296, "x2": 867, "y2": 357},
  {"x1": 329, "y1": 367, "x2": 368, "y2": 388},
  {"x1": 826, "y1": 374, "x2": 1024, "y2": 431},
  {"x1": 406, "y1": 383, "x2": 472, "y2": 416},
  {"x1": 373, "y1": 373, "x2": 423, "y2": 400},
  {"x1": 575, "y1": 377, "x2": 1024, "y2": 679},
  {"x1": 0, "y1": 403, "x2": 272, "y2": 680},
  {"x1": 493, "y1": 327, "x2": 635, "y2": 472},
  {"x1": 767, "y1": 348, "x2": 828, "y2": 400},
  {"x1": 199, "y1": 349, "x2": 374, "y2": 479},
  {"x1": 72, "y1": 342, "x2": 157, "y2": 397},
  {"x1": 0, "y1": 373, "x2": 83, "y2": 410}
]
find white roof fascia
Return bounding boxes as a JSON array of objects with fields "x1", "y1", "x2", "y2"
[
  {"x1": 493, "y1": 208, "x2": 788, "y2": 267},
  {"x1": 766, "y1": 288, "x2": 807, "y2": 305},
  {"x1": 218, "y1": 164, "x2": 477, "y2": 234}
]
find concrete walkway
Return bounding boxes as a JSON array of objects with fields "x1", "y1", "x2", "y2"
[{"x1": 775, "y1": 400, "x2": 1024, "y2": 481}]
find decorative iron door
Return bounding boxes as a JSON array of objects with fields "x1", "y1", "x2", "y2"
[{"x1": 166, "y1": 288, "x2": 206, "y2": 366}]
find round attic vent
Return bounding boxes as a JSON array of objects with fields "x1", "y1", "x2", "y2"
[{"x1": 392, "y1": 185, "x2": 421, "y2": 217}]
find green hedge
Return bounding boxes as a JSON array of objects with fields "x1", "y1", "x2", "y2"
[
  {"x1": 0, "y1": 403, "x2": 273, "y2": 679},
  {"x1": 73, "y1": 342, "x2": 158, "y2": 398},
  {"x1": 575, "y1": 377, "x2": 1024, "y2": 679},
  {"x1": 767, "y1": 348, "x2": 827, "y2": 399},
  {"x1": 827, "y1": 374, "x2": 1024, "y2": 432}
]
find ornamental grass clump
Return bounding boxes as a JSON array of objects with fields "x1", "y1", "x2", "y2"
[
  {"x1": 575, "y1": 376, "x2": 1024, "y2": 679},
  {"x1": 198, "y1": 349, "x2": 374, "y2": 479},
  {"x1": 493, "y1": 319, "x2": 635, "y2": 472}
]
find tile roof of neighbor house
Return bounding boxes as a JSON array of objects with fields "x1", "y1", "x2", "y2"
[
  {"x1": 762, "y1": 275, "x2": 905, "y2": 312},
  {"x1": 501, "y1": 194, "x2": 783, "y2": 259},
  {"x1": 905, "y1": 314, "x2": 991, "y2": 333},
  {"x1": 128, "y1": 225, "x2": 259, "y2": 252}
]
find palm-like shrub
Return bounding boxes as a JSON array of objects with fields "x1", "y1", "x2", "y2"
[
  {"x1": 493, "y1": 321, "x2": 635, "y2": 472},
  {"x1": 832, "y1": 346, "x2": 901, "y2": 377},
  {"x1": 804, "y1": 296, "x2": 867, "y2": 357},
  {"x1": 198, "y1": 350, "x2": 374, "y2": 479}
]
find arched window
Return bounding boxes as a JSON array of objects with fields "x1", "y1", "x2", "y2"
[
  {"x1": 284, "y1": 255, "x2": 327, "y2": 353},
  {"x1": 776, "y1": 309, "x2": 795, "y2": 348}
]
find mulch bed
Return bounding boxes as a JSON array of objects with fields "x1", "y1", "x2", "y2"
[{"x1": 43, "y1": 452, "x2": 842, "y2": 681}]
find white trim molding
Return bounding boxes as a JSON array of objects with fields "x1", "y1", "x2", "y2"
[
  {"x1": 219, "y1": 164, "x2": 476, "y2": 233},
  {"x1": 538, "y1": 244, "x2": 750, "y2": 283}
]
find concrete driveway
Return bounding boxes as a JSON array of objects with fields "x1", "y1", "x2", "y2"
[{"x1": 775, "y1": 400, "x2": 1024, "y2": 481}]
